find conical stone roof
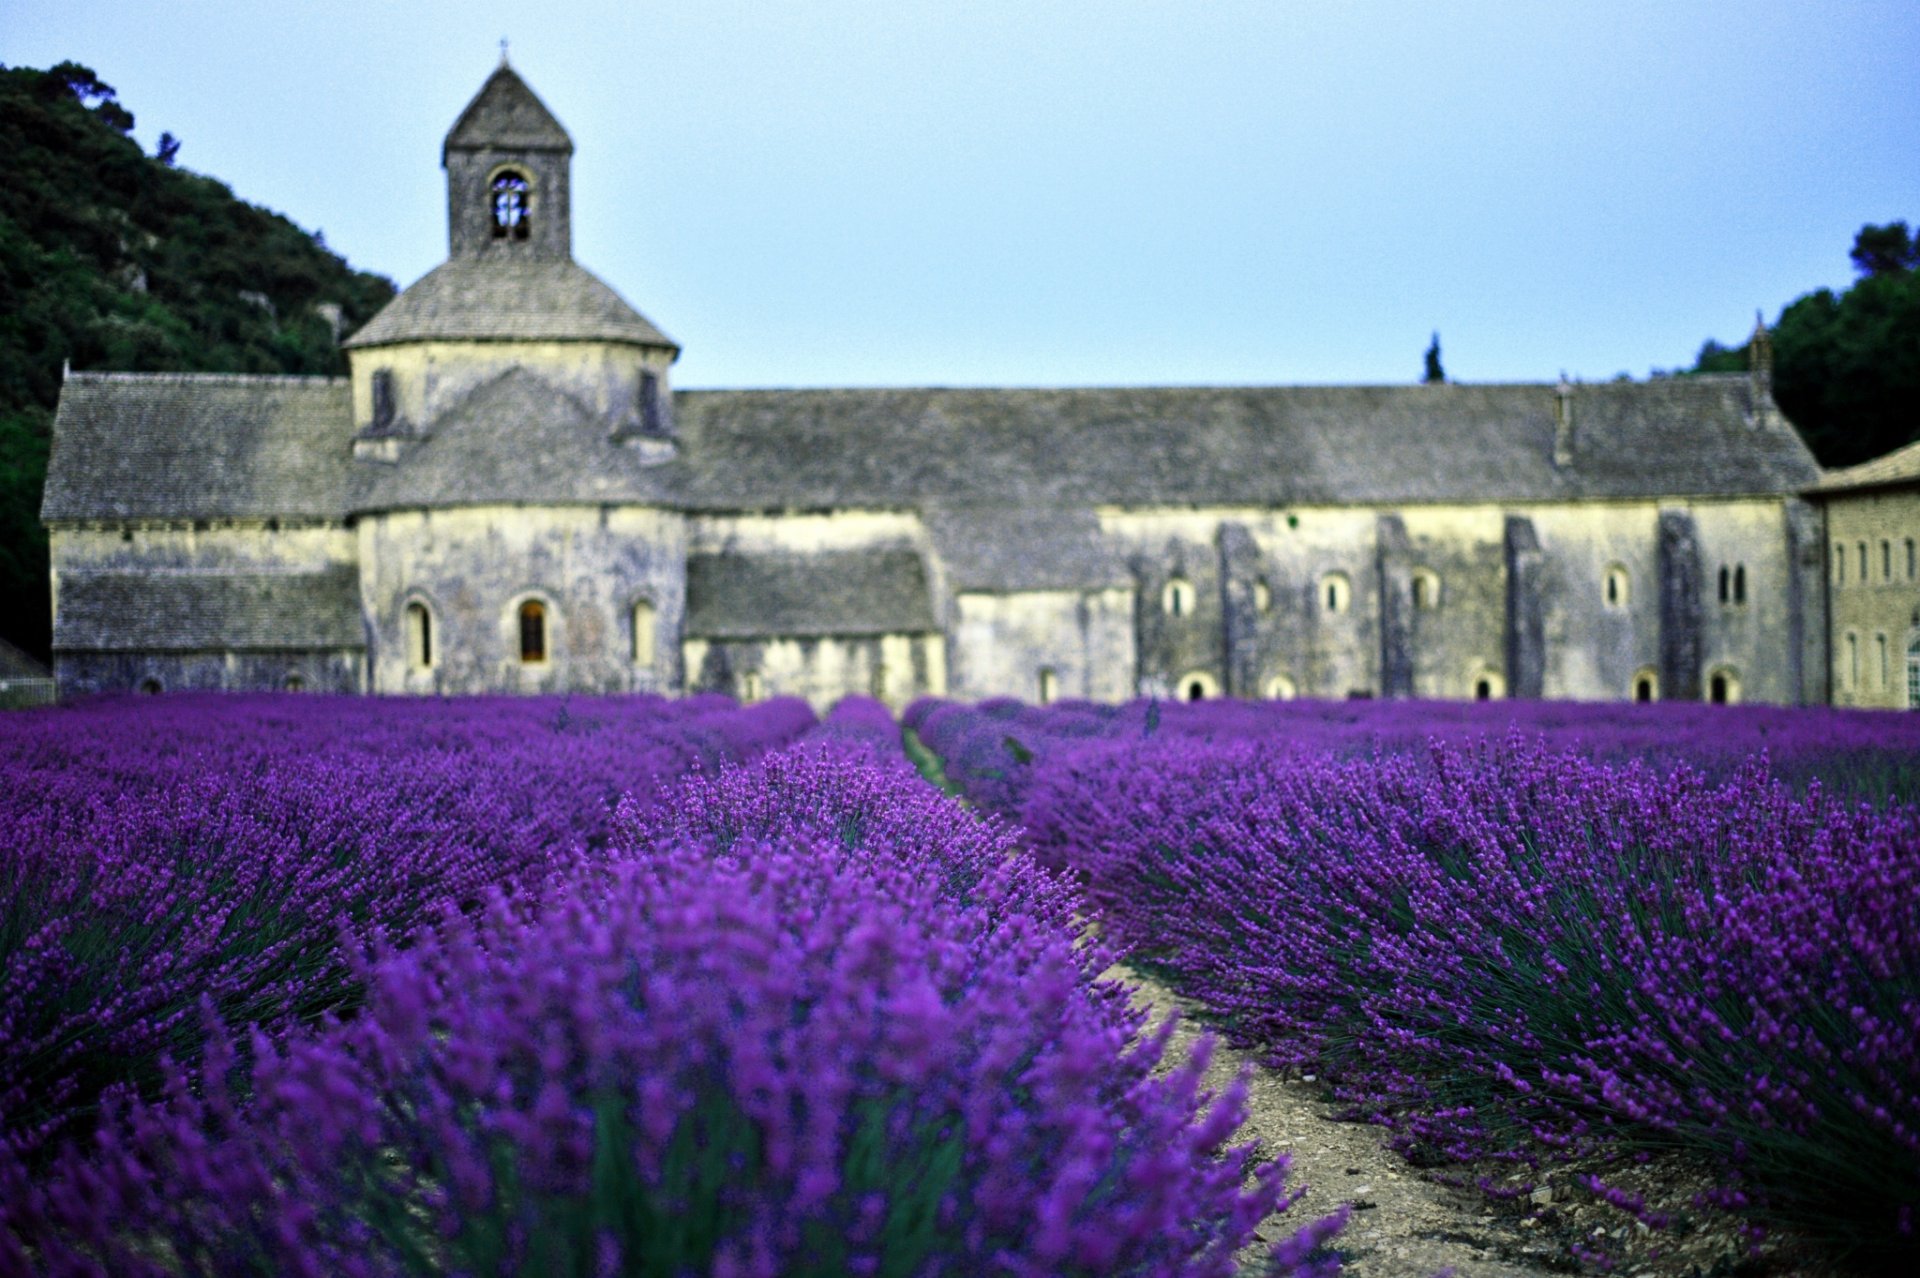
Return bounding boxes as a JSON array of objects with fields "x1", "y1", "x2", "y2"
[
  {"x1": 443, "y1": 63, "x2": 572, "y2": 159},
  {"x1": 341, "y1": 257, "x2": 677, "y2": 350}
]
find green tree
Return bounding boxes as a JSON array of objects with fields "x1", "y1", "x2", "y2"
[
  {"x1": 1422, "y1": 331, "x2": 1445, "y2": 384},
  {"x1": 1690, "y1": 222, "x2": 1920, "y2": 468},
  {"x1": 0, "y1": 61, "x2": 395, "y2": 660}
]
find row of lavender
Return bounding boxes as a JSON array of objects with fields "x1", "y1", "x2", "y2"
[
  {"x1": 3, "y1": 694, "x2": 1340, "y2": 1276},
  {"x1": 909, "y1": 696, "x2": 1920, "y2": 1270},
  {"x1": 1, "y1": 693, "x2": 817, "y2": 1165}
]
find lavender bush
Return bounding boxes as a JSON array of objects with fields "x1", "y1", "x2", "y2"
[
  {"x1": 0, "y1": 693, "x2": 816, "y2": 1162},
  {"x1": 917, "y1": 699, "x2": 1920, "y2": 1270},
  {"x1": 3, "y1": 747, "x2": 1343, "y2": 1276},
  {"x1": 907, "y1": 694, "x2": 1920, "y2": 811}
]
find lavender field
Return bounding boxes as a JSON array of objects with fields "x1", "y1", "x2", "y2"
[
  {"x1": 910, "y1": 696, "x2": 1920, "y2": 1272},
  {"x1": 0, "y1": 695, "x2": 1336, "y2": 1277},
  {"x1": 4, "y1": 693, "x2": 1916, "y2": 1275}
]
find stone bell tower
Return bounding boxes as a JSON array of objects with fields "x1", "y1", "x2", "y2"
[{"x1": 442, "y1": 54, "x2": 574, "y2": 261}]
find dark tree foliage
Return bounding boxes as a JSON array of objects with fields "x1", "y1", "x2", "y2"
[
  {"x1": 0, "y1": 62, "x2": 395, "y2": 661},
  {"x1": 1422, "y1": 331, "x2": 1445, "y2": 384},
  {"x1": 1690, "y1": 222, "x2": 1920, "y2": 468},
  {"x1": 1850, "y1": 220, "x2": 1919, "y2": 279}
]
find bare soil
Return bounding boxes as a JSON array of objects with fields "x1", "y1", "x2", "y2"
[{"x1": 1116, "y1": 966, "x2": 1842, "y2": 1278}]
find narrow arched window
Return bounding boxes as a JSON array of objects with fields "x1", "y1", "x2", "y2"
[
  {"x1": 1876, "y1": 633, "x2": 1889, "y2": 690},
  {"x1": 1320, "y1": 573, "x2": 1350, "y2": 614},
  {"x1": 1632, "y1": 669, "x2": 1657, "y2": 703},
  {"x1": 1163, "y1": 577, "x2": 1194, "y2": 617},
  {"x1": 1860, "y1": 541, "x2": 1870, "y2": 580},
  {"x1": 1836, "y1": 545, "x2": 1847, "y2": 584},
  {"x1": 631, "y1": 600, "x2": 656, "y2": 667},
  {"x1": 1733, "y1": 564, "x2": 1746, "y2": 605},
  {"x1": 490, "y1": 171, "x2": 531, "y2": 240},
  {"x1": 1604, "y1": 565, "x2": 1630, "y2": 609},
  {"x1": 1883, "y1": 540, "x2": 1894, "y2": 582},
  {"x1": 741, "y1": 671, "x2": 763, "y2": 703},
  {"x1": 1907, "y1": 538, "x2": 1916, "y2": 581},
  {"x1": 1717, "y1": 565, "x2": 1730, "y2": 604},
  {"x1": 371, "y1": 369, "x2": 397, "y2": 432},
  {"x1": 1411, "y1": 569, "x2": 1440, "y2": 611},
  {"x1": 1038, "y1": 667, "x2": 1058, "y2": 705},
  {"x1": 518, "y1": 600, "x2": 547, "y2": 663},
  {"x1": 1845, "y1": 632, "x2": 1859, "y2": 690},
  {"x1": 1474, "y1": 678, "x2": 1492, "y2": 701},
  {"x1": 1709, "y1": 668, "x2": 1741, "y2": 705},
  {"x1": 1252, "y1": 578, "x2": 1272, "y2": 613},
  {"x1": 406, "y1": 601, "x2": 433, "y2": 670}
]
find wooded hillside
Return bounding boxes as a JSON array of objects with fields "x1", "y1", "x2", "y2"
[{"x1": 0, "y1": 62, "x2": 394, "y2": 661}]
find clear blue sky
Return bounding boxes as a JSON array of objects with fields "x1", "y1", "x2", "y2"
[{"x1": 5, "y1": 1, "x2": 1917, "y2": 389}]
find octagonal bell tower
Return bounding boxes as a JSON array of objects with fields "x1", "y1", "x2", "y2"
[{"x1": 443, "y1": 56, "x2": 574, "y2": 262}]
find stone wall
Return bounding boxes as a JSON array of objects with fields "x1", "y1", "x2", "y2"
[
  {"x1": 946, "y1": 589, "x2": 1134, "y2": 703},
  {"x1": 357, "y1": 504, "x2": 687, "y2": 695},
  {"x1": 56, "y1": 649, "x2": 363, "y2": 696},
  {"x1": 1822, "y1": 486, "x2": 1920, "y2": 708}
]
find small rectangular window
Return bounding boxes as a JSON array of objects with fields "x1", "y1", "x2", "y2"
[
  {"x1": 1883, "y1": 540, "x2": 1894, "y2": 582},
  {"x1": 1860, "y1": 542, "x2": 1870, "y2": 579},
  {"x1": 1878, "y1": 634, "x2": 1889, "y2": 690}
]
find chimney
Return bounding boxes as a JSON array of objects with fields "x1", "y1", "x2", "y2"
[
  {"x1": 1747, "y1": 311, "x2": 1774, "y2": 426},
  {"x1": 1553, "y1": 374, "x2": 1575, "y2": 467}
]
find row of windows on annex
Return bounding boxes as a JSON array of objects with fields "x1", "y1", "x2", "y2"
[
  {"x1": 1159, "y1": 565, "x2": 1669, "y2": 619},
  {"x1": 1834, "y1": 538, "x2": 1919, "y2": 587},
  {"x1": 1837, "y1": 629, "x2": 1920, "y2": 705},
  {"x1": 399, "y1": 598, "x2": 659, "y2": 671},
  {"x1": 1030, "y1": 663, "x2": 1740, "y2": 707}
]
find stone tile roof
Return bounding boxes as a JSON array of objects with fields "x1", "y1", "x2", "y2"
[
  {"x1": 443, "y1": 64, "x2": 572, "y2": 158},
  {"x1": 684, "y1": 549, "x2": 937, "y2": 639},
  {"x1": 666, "y1": 378, "x2": 1820, "y2": 510},
  {"x1": 356, "y1": 367, "x2": 678, "y2": 509},
  {"x1": 53, "y1": 567, "x2": 364, "y2": 651},
  {"x1": 42, "y1": 373, "x2": 352, "y2": 522},
  {"x1": 1808, "y1": 437, "x2": 1920, "y2": 495},
  {"x1": 342, "y1": 258, "x2": 677, "y2": 350},
  {"x1": 44, "y1": 371, "x2": 1821, "y2": 525},
  {"x1": 925, "y1": 506, "x2": 1132, "y2": 591},
  {"x1": 0, "y1": 637, "x2": 49, "y2": 680}
]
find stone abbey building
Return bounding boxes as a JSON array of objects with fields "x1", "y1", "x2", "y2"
[{"x1": 44, "y1": 63, "x2": 1840, "y2": 709}]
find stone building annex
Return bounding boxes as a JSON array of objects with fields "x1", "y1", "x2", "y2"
[{"x1": 43, "y1": 63, "x2": 1841, "y2": 709}]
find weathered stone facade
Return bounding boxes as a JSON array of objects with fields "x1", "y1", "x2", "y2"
[
  {"x1": 1810, "y1": 441, "x2": 1920, "y2": 709},
  {"x1": 42, "y1": 63, "x2": 1852, "y2": 709}
]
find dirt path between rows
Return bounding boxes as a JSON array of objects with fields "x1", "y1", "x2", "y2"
[
  {"x1": 1117, "y1": 966, "x2": 1835, "y2": 1278},
  {"x1": 1118, "y1": 966, "x2": 1557, "y2": 1277}
]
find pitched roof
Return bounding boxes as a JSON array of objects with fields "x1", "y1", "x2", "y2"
[
  {"x1": 925, "y1": 506, "x2": 1131, "y2": 591},
  {"x1": 684, "y1": 549, "x2": 937, "y2": 639},
  {"x1": 356, "y1": 367, "x2": 677, "y2": 509},
  {"x1": 665, "y1": 378, "x2": 1821, "y2": 510},
  {"x1": 53, "y1": 568, "x2": 363, "y2": 651},
  {"x1": 42, "y1": 373, "x2": 352, "y2": 522},
  {"x1": 1808, "y1": 437, "x2": 1920, "y2": 495},
  {"x1": 443, "y1": 64, "x2": 571, "y2": 159},
  {"x1": 342, "y1": 258, "x2": 677, "y2": 350},
  {"x1": 0, "y1": 637, "x2": 49, "y2": 680},
  {"x1": 43, "y1": 371, "x2": 1821, "y2": 524}
]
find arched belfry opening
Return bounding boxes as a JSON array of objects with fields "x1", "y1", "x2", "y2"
[{"x1": 489, "y1": 170, "x2": 532, "y2": 240}]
